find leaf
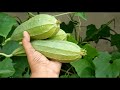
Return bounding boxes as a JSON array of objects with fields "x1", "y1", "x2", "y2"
[
  {"x1": 0, "y1": 58, "x2": 15, "y2": 78},
  {"x1": 70, "y1": 58, "x2": 94, "y2": 78},
  {"x1": 93, "y1": 52, "x2": 120, "y2": 78},
  {"x1": 80, "y1": 67, "x2": 95, "y2": 78},
  {"x1": 67, "y1": 33, "x2": 78, "y2": 44},
  {"x1": 74, "y1": 12, "x2": 87, "y2": 21},
  {"x1": 12, "y1": 56, "x2": 29, "y2": 78},
  {"x1": 111, "y1": 51, "x2": 120, "y2": 61},
  {"x1": 70, "y1": 44, "x2": 99, "y2": 78},
  {"x1": 2, "y1": 40, "x2": 20, "y2": 54},
  {"x1": 98, "y1": 24, "x2": 111, "y2": 37},
  {"x1": 0, "y1": 12, "x2": 17, "y2": 38},
  {"x1": 82, "y1": 44, "x2": 98, "y2": 60},
  {"x1": 111, "y1": 34, "x2": 120, "y2": 51},
  {"x1": 60, "y1": 21, "x2": 75, "y2": 33},
  {"x1": 85, "y1": 24, "x2": 99, "y2": 43}
]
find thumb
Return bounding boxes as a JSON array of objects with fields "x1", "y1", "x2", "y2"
[{"x1": 22, "y1": 31, "x2": 36, "y2": 58}]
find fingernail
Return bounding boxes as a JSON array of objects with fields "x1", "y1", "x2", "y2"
[{"x1": 23, "y1": 31, "x2": 27, "y2": 37}]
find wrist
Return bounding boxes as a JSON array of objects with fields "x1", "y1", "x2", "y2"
[{"x1": 31, "y1": 71, "x2": 59, "y2": 78}]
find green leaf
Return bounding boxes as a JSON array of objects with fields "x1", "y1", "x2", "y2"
[
  {"x1": 82, "y1": 44, "x2": 98, "y2": 60},
  {"x1": 98, "y1": 24, "x2": 111, "y2": 37},
  {"x1": 12, "y1": 56, "x2": 29, "y2": 78},
  {"x1": 60, "y1": 21, "x2": 75, "y2": 33},
  {"x1": 80, "y1": 67, "x2": 95, "y2": 78},
  {"x1": 111, "y1": 51, "x2": 120, "y2": 61},
  {"x1": 0, "y1": 12, "x2": 17, "y2": 38},
  {"x1": 2, "y1": 40, "x2": 20, "y2": 55},
  {"x1": 85, "y1": 24, "x2": 99, "y2": 43},
  {"x1": 67, "y1": 33, "x2": 78, "y2": 44},
  {"x1": 70, "y1": 58, "x2": 94, "y2": 78},
  {"x1": 93, "y1": 52, "x2": 120, "y2": 78},
  {"x1": 111, "y1": 34, "x2": 120, "y2": 51},
  {"x1": 70, "y1": 44, "x2": 98, "y2": 78},
  {"x1": 74, "y1": 12, "x2": 87, "y2": 21},
  {"x1": 0, "y1": 58, "x2": 15, "y2": 78}
]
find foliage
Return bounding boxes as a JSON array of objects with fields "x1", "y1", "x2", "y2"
[{"x1": 0, "y1": 12, "x2": 120, "y2": 78}]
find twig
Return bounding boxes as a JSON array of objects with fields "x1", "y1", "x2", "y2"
[
  {"x1": 110, "y1": 29, "x2": 118, "y2": 34},
  {"x1": 60, "y1": 69, "x2": 73, "y2": 75}
]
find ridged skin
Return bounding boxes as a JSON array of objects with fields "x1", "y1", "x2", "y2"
[
  {"x1": 10, "y1": 14, "x2": 60, "y2": 41},
  {"x1": 12, "y1": 40, "x2": 85, "y2": 63}
]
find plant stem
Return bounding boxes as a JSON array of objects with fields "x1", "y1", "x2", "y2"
[
  {"x1": 78, "y1": 16, "x2": 82, "y2": 42},
  {"x1": 110, "y1": 29, "x2": 118, "y2": 34},
  {"x1": 2, "y1": 38, "x2": 11, "y2": 46},
  {"x1": 65, "y1": 66, "x2": 73, "y2": 75},
  {"x1": 0, "y1": 53, "x2": 13, "y2": 57},
  {"x1": 54, "y1": 12, "x2": 73, "y2": 17},
  {"x1": 99, "y1": 37, "x2": 111, "y2": 42},
  {"x1": 60, "y1": 69, "x2": 73, "y2": 74}
]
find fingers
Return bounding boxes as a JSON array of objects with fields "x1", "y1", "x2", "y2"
[
  {"x1": 22, "y1": 31, "x2": 49, "y2": 64},
  {"x1": 22, "y1": 31, "x2": 35, "y2": 58}
]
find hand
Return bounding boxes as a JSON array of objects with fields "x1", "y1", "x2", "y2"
[{"x1": 22, "y1": 31, "x2": 62, "y2": 78}]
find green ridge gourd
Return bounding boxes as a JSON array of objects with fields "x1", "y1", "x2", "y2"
[
  {"x1": 11, "y1": 40, "x2": 87, "y2": 63},
  {"x1": 10, "y1": 14, "x2": 60, "y2": 41},
  {"x1": 48, "y1": 29, "x2": 67, "y2": 40}
]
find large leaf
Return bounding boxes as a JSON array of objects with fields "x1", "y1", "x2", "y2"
[
  {"x1": 0, "y1": 58, "x2": 15, "y2": 78},
  {"x1": 0, "y1": 12, "x2": 17, "y2": 38},
  {"x1": 70, "y1": 58, "x2": 94, "y2": 78},
  {"x1": 74, "y1": 12, "x2": 87, "y2": 21},
  {"x1": 12, "y1": 56, "x2": 29, "y2": 78},
  {"x1": 2, "y1": 40, "x2": 20, "y2": 54},
  {"x1": 93, "y1": 52, "x2": 120, "y2": 78},
  {"x1": 70, "y1": 44, "x2": 98, "y2": 78},
  {"x1": 80, "y1": 67, "x2": 95, "y2": 78}
]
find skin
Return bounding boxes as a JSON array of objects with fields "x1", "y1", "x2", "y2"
[{"x1": 22, "y1": 31, "x2": 62, "y2": 78}]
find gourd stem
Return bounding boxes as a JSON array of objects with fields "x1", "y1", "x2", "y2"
[
  {"x1": 54, "y1": 12, "x2": 73, "y2": 17},
  {"x1": 80, "y1": 49, "x2": 87, "y2": 56},
  {"x1": 0, "y1": 53, "x2": 13, "y2": 57},
  {"x1": 2, "y1": 38, "x2": 11, "y2": 46}
]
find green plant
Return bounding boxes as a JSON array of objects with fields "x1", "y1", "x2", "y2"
[{"x1": 0, "y1": 12, "x2": 120, "y2": 78}]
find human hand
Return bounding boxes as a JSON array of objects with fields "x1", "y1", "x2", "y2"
[{"x1": 22, "y1": 31, "x2": 62, "y2": 78}]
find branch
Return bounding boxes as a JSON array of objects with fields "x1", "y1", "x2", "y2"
[{"x1": 99, "y1": 37, "x2": 111, "y2": 42}]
